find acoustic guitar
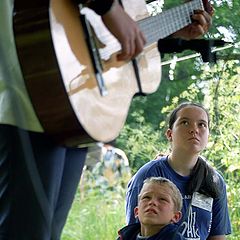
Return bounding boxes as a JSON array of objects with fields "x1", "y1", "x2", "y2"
[{"x1": 13, "y1": 0, "x2": 209, "y2": 146}]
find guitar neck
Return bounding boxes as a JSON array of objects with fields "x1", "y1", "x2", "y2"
[{"x1": 139, "y1": 0, "x2": 204, "y2": 46}]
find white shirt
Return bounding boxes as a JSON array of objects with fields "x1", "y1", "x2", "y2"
[{"x1": 0, "y1": 0, "x2": 43, "y2": 132}]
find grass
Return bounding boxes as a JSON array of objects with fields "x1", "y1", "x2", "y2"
[
  {"x1": 62, "y1": 188, "x2": 126, "y2": 240},
  {"x1": 62, "y1": 183, "x2": 239, "y2": 240}
]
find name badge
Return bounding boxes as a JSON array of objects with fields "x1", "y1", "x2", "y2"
[{"x1": 191, "y1": 192, "x2": 213, "y2": 212}]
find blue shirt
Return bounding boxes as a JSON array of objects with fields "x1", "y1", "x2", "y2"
[{"x1": 126, "y1": 156, "x2": 231, "y2": 239}]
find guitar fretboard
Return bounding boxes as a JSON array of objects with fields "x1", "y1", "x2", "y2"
[
  {"x1": 138, "y1": 0, "x2": 204, "y2": 46},
  {"x1": 98, "y1": 0, "x2": 204, "y2": 60}
]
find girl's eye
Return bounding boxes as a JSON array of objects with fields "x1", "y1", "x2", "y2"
[
  {"x1": 181, "y1": 120, "x2": 189, "y2": 126},
  {"x1": 199, "y1": 122, "x2": 207, "y2": 128}
]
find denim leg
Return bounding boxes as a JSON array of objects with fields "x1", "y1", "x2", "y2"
[{"x1": 52, "y1": 148, "x2": 87, "y2": 239}]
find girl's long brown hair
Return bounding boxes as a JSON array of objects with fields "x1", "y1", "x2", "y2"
[{"x1": 168, "y1": 102, "x2": 220, "y2": 198}]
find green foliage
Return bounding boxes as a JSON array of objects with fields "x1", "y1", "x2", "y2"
[
  {"x1": 210, "y1": 1, "x2": 240, "y2": 42},
  {"x1": 203, "y1": 61, "x2": 240, "y2": 239},
  {"x1": 116, "y1": 110, "x2": 167, "y2": 173},
  {"x1": 62, "y1": 188, "x2": 126, "y2": 240},
  {"x1": 202, "y1": 61, "x2": 240, "y2": 170},
  {"x1": 227, "y1": 176, "x2": 240, "y2": 238},
  {"x1": 62, "y1": 153, "x2": 131, "y2": 239}
]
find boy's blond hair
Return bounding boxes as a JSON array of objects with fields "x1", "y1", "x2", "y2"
[{"x1": 139, "y1": 177, "x2": 182, "y2": 211}]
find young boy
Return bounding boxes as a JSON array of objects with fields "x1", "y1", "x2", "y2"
[{"x1": 117, "y1": 177, "x2": 184, "y2": 240}]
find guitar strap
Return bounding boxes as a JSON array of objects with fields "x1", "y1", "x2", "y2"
[
  {"x1": 131, "y1": 58, "x2": 146, "y2": 96},
  {"x1": 118, "y1": 0, "x2": 145, "y2": 96},
  {"x1": 80, "y1": 13, "x2": 108, "y2": 96}
]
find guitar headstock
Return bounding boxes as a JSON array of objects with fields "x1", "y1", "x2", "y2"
[{"x1": 202, "y1": 0, "x2": 214, "y2": 16}]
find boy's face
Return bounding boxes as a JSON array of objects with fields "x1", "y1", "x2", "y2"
[{"x1": 134, "y1": 182, "x2": 181, "y2": 227}]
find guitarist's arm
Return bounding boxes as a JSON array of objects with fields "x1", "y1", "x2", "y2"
[
  {"x1": 76, "y1": 0, "x2": 146, "y2": 61},
  {"x1": 101, "y1": 1, "x2": 146, "y2": 61}
]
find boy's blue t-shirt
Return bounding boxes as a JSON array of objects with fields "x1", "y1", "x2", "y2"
[{"x1": 126, "y1": 156, "x2": 231, "y2": 239}]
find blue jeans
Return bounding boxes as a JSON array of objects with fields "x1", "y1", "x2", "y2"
[{"x1": 0, "y1": 125, "x2": 87, "y2": 240}]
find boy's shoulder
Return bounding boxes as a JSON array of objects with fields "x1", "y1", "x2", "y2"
[{"x1": 117, "y1": 223, "x2": 140, "y2": 240}]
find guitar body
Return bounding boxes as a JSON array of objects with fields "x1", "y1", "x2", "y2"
[{"x1": 13, "y1": 0, "x2": 161, "y2": 146}]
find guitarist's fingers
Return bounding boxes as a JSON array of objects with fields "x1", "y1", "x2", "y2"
[
  {"x1": 116, "y1": 38, "x2": 132, "y2": 61},
  {"x1": 102, "y1": 1, "x2": 145, "y2": 61},
  {"x1": 117, "y1": 30, "x2": 146, "y2": 61},
  {"x1": 192, "y1": 10, "x2": 212, "y2": 33},
  {"x1": 174, "y1": 9, "x2": 212, "y2": 40},
  {"x1": 132, "y1": 31, "x2": 146, "y2": 58}
]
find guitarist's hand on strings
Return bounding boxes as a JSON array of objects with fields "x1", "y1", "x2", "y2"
[
  {"x1": 101, "y1": 1, "x2": 146, "y2": 61},
  {"x1": 173, "y1": 6, "x2": 214, "y2": 40}
]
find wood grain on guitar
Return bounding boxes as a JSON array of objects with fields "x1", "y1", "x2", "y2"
[{"x1": 13, "y1": 0, "x2": 206, "y2": 146}]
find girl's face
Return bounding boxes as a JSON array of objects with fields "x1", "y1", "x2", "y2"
[{"x1": 166, "y1": 106, "x2": 209, "y2": 154}]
